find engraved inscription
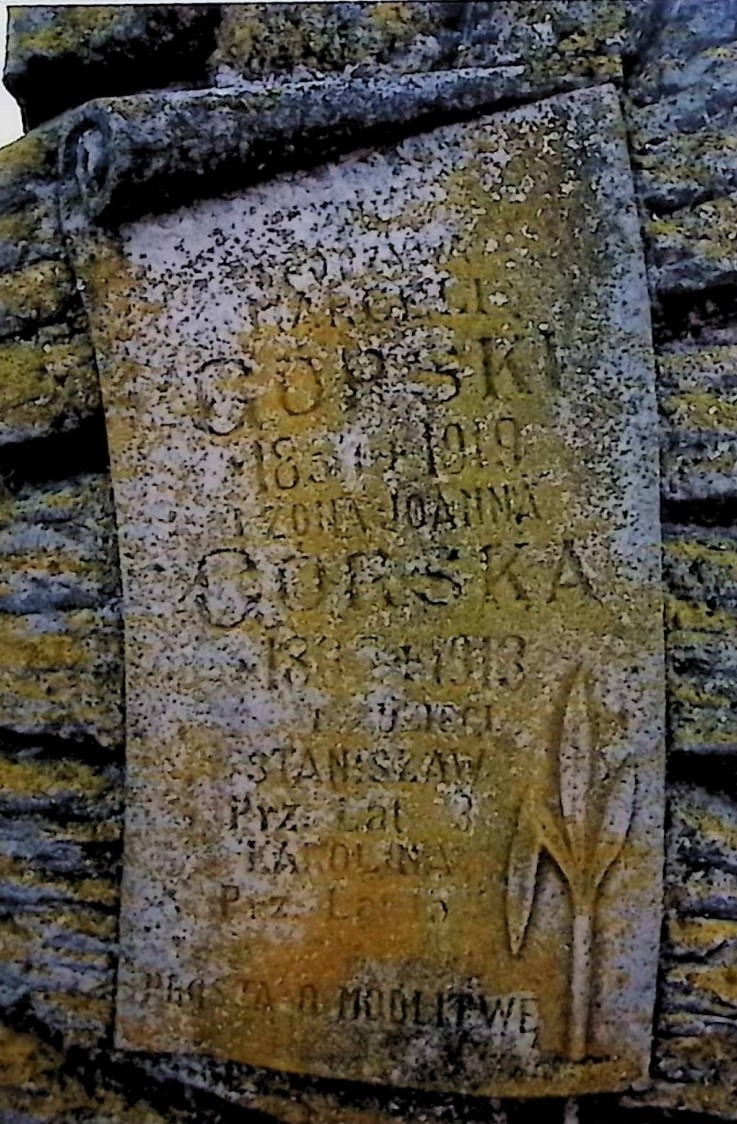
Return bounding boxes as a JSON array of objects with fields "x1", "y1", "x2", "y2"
[{"x1": 86, "y1": 88, "x2": 664, "y2": 1097}]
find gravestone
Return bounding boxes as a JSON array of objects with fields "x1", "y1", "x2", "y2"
[{"x1": 61, "y1": 82, "x2": 664, "y2": 1100}]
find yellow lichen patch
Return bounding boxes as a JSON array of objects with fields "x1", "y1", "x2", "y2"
[
  {"x1": 213, "y1": 1, "x2": 437, "y2": 76},
  {"x1": 367, "y1": 1, "x2": 437, "y2": 47},
  {"x1": 0, "y1": 616, "x2": 85, "y2": 671},
  {"x1": 673, "y1": 963, "x2": 737, "y2": 1010},
  {"x1": 0, "y1": 335, "x2": 98, "y2": 438},
  {"x1": 671, "y1": 717, "x2": 737, "y2": 753},
  {"x1": 661, "y1": 389, "x2": 737, "y2": 432},
  {"x1": 92, "y1": 89, "x2": 662, "y2": 1096},
  {"x1": 559, "y1": 0, "x2": 629, "y2": 49},
  {"x1": 56, "y1": 820, "x2": 121, "y2": 846},
  {"x1": 650, "y1": 195, "x2": 737, "y2": 265},
  {"x1": 642, "y1": 1082, "x2": 737, "y2": 1120},
  {"x1": 0, "y1": 608, "x2": 122, "y2": 746},
  {"x1": 0, "y1": 1020, "x2": 170, "y2": 1121},
  {"x1": 14, "y1": 6, "x2": 120, "y2": 57},
  {"x1": 252, "y1": 1093, "x2": 415, "y2": 1124},
  {"x1": 666, "y1": 595, "x2": 737, "y2": 633},
  {"x1": 40, "y1": 907, "x2": 117, "y2": 941},
  {"x1": 668, "y1": 916, "x2": 737, "y2": 958},
  {"x1": 676, "y1": 800, "x2": 737, "y2": 860},
  {"x1": 665, "y1": 535, "x2": 737, "y2": 574},
  {"x1": 668, "y1": 677, "x2": 733, "y2": 712},
  {"x1": 46, "y1": 994, "x2": 113, "y2": 1044},
  {"x1": 0, "y1": 552, "x2": 97, "y2": 581},
  {"x1": 0, "y1": 916, "x2": 30, "y2": 967},
  {"x1": 0, "y1": 130, "x2": 53, "y2": 188},
  {"x1": 0, "y1": 1023, "x2": 58, "y2": 1090},
  {"x1": 658, "y1": 346, "x2": 737, "y2": 384},
  {"x1": 641, "y1": 131, "x2": 737, "y2": 176},
  {"x1": 0, "y1": 209, "x2": 46, "y2": 246},
  {"x1": 0, "y1": 854, "x2": 117, "y2": 908},
  {"x1": 648, "y1": 217, "x2": 682, "y2": 240},
  {"x1": 0, "y1": 260, "x2": 73, "y2": 326},
  {"x1": 62, "y1": 875, "x2": 119, "y2": 909},
  {"x1": 0, "y1": 755, "x2": 109, "y2": 802},
  {"x1": 83, "y1": 237, "x2": 162, "y2": 351}
]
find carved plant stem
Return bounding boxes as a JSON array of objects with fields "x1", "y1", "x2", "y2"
[
  {"x1": 569, "y1": 900, "x2": 594, "y2": 1063},
  {"x1": 506, "y1": 667, "x2": 637, "y2": 1064}
]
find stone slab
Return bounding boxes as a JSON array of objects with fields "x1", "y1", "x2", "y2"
[{"x1": 74, "y1": 86, "x2": 664, "y2": 1097}]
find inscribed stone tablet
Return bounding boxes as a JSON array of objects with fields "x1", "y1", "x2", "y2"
[{"x1": 82, "y1": 86, "x2": 664, "y2": 1096}]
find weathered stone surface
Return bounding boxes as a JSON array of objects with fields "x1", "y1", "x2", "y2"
[
  {"x1": 0, "y1": 326, "x2": 100, "y2": 445},
  {"x1": 0, "y1": 125, "x2": 66, "y2": 271},
  {"x1": 211, "y1": 1, "x2": 463, "y2": 81},
  {"x1": 629, "y1": 0, "x2": 737, "y2": 107},
  {"x1": 662, "y1": 525, "x2": 737, "y2": 755},
  {"x1": 210, "y1": 0, "x2": 637, "y2": 87},
  {"x1": 58, "y1": 70, "x2": 599, "y2": 228},
  {"x1": 3, "y1": 0, "x2": 737, "y2": 1120},
  {"x1": 0, "y1": 476, "x2": 122, "y2": 748},
  {"x1": 652, "y1": 783, "x2": 737, "y2": 1095},
  {"x1": 6, "y1": 2, "x2": 651, "y2": 134},
  {"x1": 658, "y1": 346, "x2": 737, "y2": 502},
  {"x1": 634, "y1": 123, "x2": 737, "y2": 212},
  {"x1": 0, "y1": 741, "x2": 122, "y2": 1051},
  {"x1": 4, "y1": 4, "x2": 221, "y2": 130},
  {"x1": 667, "y1": 636, "x2": 737, "y2": 757},
  {"x1": 629, "y1": 44, "x2": 737, "y2": 141},
  {"x1": 0, "y1": 259, "x2": 76, "y2": 339},
  {"x1": 0, "y1": 606, "x2": 121, "y2": 748},
  {"x1": 69, "y1": 85, "x2": 664, "y2": 1098},
  {"x1": 0, "y1": 1022, "x2": 183, "y2": 1122},
  {"x1": 647, "y1": 195, "x2": 737, "y2": 295},
  {"x1": 0, "y1": 475, "x2": 118, "y2": 611}
]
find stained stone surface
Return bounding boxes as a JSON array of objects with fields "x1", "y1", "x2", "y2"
[
  {"x1": 66, "y1": 84, "x2": 666, "y2": 1100},
  {"x1": 4, "y1": 2, "x2": 737, "y2": 1120}
]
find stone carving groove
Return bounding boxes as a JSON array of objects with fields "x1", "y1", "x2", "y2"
[{"x1": 507, "y1": 667, "x2": 637, "y2": 1062}]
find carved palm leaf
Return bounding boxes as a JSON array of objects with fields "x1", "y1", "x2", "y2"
[
  {"x1": 558, "y1": 666, "x2": 594, "y2": 866},
  {"x1": 591, "y1": 759, "x2": 637, "y2": 888},
  {"x1": 507, "y1": 794, "x2": 540, "y2": 956},
  {"x1": 537, "y1": 804, "x2": 575, "y2": 884}
]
